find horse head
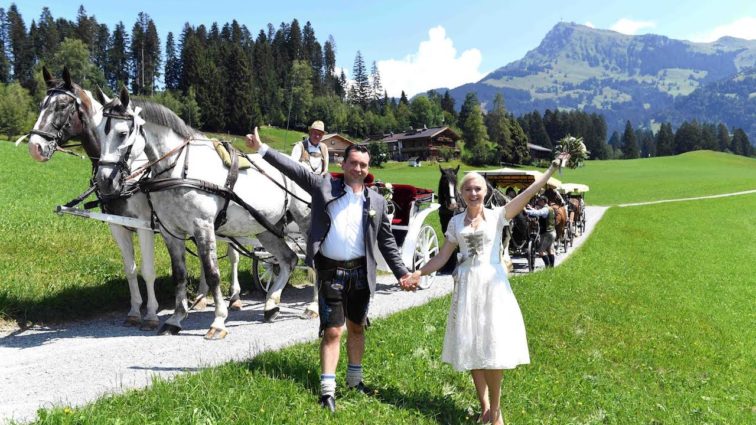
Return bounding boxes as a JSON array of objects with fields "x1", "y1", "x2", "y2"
[
  {"x1": 93, "y1": 86, "x2": 146, "y2": 198},
  {"x1": 28, "y1": 66, "x2": 101, "y2": 162},
  {"x1": 438, "y1": 165, "x2": 462, "y2": 212}
]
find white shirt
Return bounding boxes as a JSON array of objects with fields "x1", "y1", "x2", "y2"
[{"x1": 320, "y1": 188, "x2": 366, "y2": 261}]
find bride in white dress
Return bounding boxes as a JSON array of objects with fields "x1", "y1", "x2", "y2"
[{"x1": 405, "y1": 153, "x2": 568, "y2": 425}]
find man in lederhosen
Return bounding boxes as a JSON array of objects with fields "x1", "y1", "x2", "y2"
[
  {"x1": 291, "y1": 120, "x2": 329, "y2": 176},
  {"x1": 246, "y1": 127, "x2": 415, "y2": 412}
]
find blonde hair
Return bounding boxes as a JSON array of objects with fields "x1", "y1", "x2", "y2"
[{"x1": 460, "y1": 172, "x2": 487, "y2": 196}]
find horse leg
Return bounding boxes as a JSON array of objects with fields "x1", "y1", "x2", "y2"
[
  {"x1": 301, "y1": 268, "x2": 319, "y2": 320},
  {"x1": 194, "y1": 226, "x2": 229, "y2": 340},
  {"x1": 191, "y1": 261, "x2": 210, "y2": 311},
  {"x1": 108, "y1": 224, "x2": 141, "y2": 327},
  {"x1": 137, "y1": 228, "x2": 160, "y2": 331},
  {"x1": 256, "y1": 231, "x2": 297, "y2": 323},
  {"x1": 227, "y1": 245, "x2": 242, "y2": 311},
  {"x1": 158, "y1": 237, "x2": 189, "y2": 335}
]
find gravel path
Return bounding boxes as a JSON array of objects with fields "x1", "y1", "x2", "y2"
[{"x1": 0, "y1": 206, "x2": 606, "y2": 424}]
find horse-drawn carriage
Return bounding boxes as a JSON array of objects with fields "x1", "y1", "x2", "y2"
[
  {"x1": 558, "y1": 183, "x2": 589, "y2": 238},
  {"x1": 475, "y1": 168, "x2": 563, "y2": 272},
  {"x1": 252, "y1": 174, "x2": 441, "y2": 291}
]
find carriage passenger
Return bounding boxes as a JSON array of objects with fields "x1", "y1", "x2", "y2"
[{"x1": 525, "y1": 196, "x2": 557, "y2": 268}]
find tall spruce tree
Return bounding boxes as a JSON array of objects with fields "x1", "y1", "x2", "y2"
[
  {"x1": 164, "y1": 31, "x2": 180, "y2": 90},
  {"x1": 350, "y1": 50, "x2": 370, "y2": 109},
  {"x1": 485, "y1": 93, "x2": 514, "y2": 162},
  {"x1": 674, "y1": 120, "x2": 702, "y2": 154},
  {"x1": 94, "y1": 24, "x2": 110, "y2": 70},
  {"x1": 509, "y1": 116, "x2": 531, "y2": 164},
  {"x1": 107, "y1": 22, "x2": 129, "y2": 91},
  {"x1": 731, "y1": 128, "x2": 752, "y2": 157},
  {"x1": 7, "y1": 4, "x2": 34, "y2": 89},
  {"x1": 32, "y1": 7, "x2": 58, "y2": 64},
  {"x1": 323, "y1": 36, "x2": 337, "y2": 96},
  {"x1": 655, "y1": 122, "x2": 675, "y2": 156},
  {"x1": 621, "y1": 121, "x2": 639, "y2": 159},
  {"x1": 130, "y1": 12, "x2": 161, "y2": 95},
  {"x1": 700, "y1": 123, "x2": 718, "y2": 151},
  {"x1": 225, "y1": 43, "x2": 259, "y2": 133},
  {"x1": 460, "y1": 92, "x2": 488, "y2": 149},
  {"x1": 716, "y1": 123, "x2": 730, "y2": 152},
  {"x1": 0, "y1": 7, "x2": 10, "y2": 83}
]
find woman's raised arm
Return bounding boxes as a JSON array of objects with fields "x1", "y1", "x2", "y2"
[{"x1": 503, "y1": 152, "x2": 570, "y2": 221}]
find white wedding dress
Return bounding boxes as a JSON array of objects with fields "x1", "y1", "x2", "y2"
[{"x1": 442, "y1": 207, "x2": 530, "y2": 371}]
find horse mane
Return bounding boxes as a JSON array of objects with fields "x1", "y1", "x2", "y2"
[
  {"x1": 107, "y1": 98, "x2": 199, "y2": 139},
  {"x1": 131, "y1": 99, "x2": 200, "y2": 139}
]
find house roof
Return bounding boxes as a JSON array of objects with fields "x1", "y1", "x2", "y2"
[
  {"x1": 527, "y1": 143, "x2": 552, "y2": 153},
  {"x1": 372, "y1": 126, "x2": 460, "y2": 143}
]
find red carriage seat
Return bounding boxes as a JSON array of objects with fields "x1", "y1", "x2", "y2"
[{"x1": 389, "y1": 184, "x2": 417, "y2": 226}]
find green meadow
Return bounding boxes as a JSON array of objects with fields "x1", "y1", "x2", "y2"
[{"x1": 1, "y1": 140, "x2": 755, "y2": 423}]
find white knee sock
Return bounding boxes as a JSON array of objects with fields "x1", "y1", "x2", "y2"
[{"x1": 320, "y1": 374, "x2": 336, "y2": 397}]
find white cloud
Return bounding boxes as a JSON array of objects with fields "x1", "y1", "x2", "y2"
[
  {"x1": 610, "y1": 18, "x2": 656, "y2": 35},
  {"x1": 376, "y1": 26, "x2": 484, "y2": 98},
  {"x1": 584, "y1": 21, "x2": 595, "y2": 28},
  {"x1": 688, "y1": 17, "x2": 756, "y2": 42}
]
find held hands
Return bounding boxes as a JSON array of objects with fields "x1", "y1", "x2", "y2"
[
  {"x1": 245, "y1": 127, "x2": 262, "y2": 151},
  {"x1": 399, "y1": 271, "x2": 422, "y2": 291}
]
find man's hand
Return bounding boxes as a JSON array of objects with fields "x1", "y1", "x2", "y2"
[
  {"x1": 399, "y1": 272, "x2": 421, "y2": 291},
  {"x1": 245, "y1": 127, "x2": 262, "y2": 152}
]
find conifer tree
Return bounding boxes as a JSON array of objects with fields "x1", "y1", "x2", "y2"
[
  {"x1": 674, "y1": 120, "x2": 702, "y2": 154},
  {"x1": 655, "y1": 122, "x2": 675, "y2": 156},
  {"x1": 731, "y1": 128, "x2": 752, "y2": 156},
  {"x1": 0, "y1": 7, "x2": 10, "y2": 83},
  {"x1": 164, "y1": 31, "x2": 180, "y2": 90},
  {"x1": 32, "y1": 7, "x2": 58, "y2": 64},
  {"x1": 621, "y1": 120, "x2": 639, "y2": 158},
  {"x1": 225, "y1": 43, "x2": 259, "y2": 133},
  {"x1": 107, "y1": 21, "x2": 129, "y2": 91},
  {"x1": 351, "y1": 50, "x2": 370, "y2": 109},
  {"x1": 716, "y1": 123, "x2": 730, "y2": 152},
  {"x1": 485, "y1": 93, "x2": 513, "y2": 162},
  {"x1": 7, "y1": 4, "x2": 34, "y2": 89}
]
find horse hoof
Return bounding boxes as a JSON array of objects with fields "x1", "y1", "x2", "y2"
[
  {"x1": 123, "y1": 316, "x2": 141, "y2": 327},
  {"x1": 204, "y1": 327, "x2": 228, "y2": 340},
  {"x1": 140, "y1": 320, "x2": 159, "y2": 331},
  {"x1": 157, "y1": 323, "x2": 181, "y2": 336},
  {"x1": 190, "y1": 296, "x2": 208, "y2": 311},
  {"x1": 300, "y1": 309, "x2": 318, "y2": 320},
  {"x1": 264, "y1": 307, "x2": 280, "y2": 323},
  {"x1": 229, "y1": 299, "x2": 243, "y2": 311}
]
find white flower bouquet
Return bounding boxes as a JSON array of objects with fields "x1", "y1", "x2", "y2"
[{"x1": 554, "y1": 135, "x2": 590, "y2": 169}]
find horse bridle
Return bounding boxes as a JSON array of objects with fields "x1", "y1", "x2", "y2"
[
  {"x1": 30, "y1": 88, "x2": 85, "y2": 150},
  {"x1": 95, "y1": 105, "x2": 144, "y2": 197}
]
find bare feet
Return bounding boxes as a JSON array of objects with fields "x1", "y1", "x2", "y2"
[{"x1": 477, "y1": 409, "x2": 491, "y2": 423}]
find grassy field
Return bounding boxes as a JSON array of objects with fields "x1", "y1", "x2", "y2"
[
  {"x1": 29, "y1": 191, "x2": 756, "y2": 424},
  {"x1": 2, "y1": 139, "x2": 755, "y2": 422}
]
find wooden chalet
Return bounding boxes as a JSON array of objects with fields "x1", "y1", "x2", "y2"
[
  {"x1": 368, "y1": 126, "x2": 460, "y2": 161},
  {"x1": 322, "y1": 133, "x2": 354, "y2": 163}
]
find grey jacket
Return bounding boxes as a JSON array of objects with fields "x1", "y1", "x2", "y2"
[{"x1": 262, "y1": 147, "x2": 409, "y2": 293}]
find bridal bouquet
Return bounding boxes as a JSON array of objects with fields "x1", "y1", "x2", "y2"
[{"x1": 555, "y1": 136, "x2": 590, "y2": 169}]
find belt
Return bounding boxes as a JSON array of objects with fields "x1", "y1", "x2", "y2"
[{"x1": 315, "y1": 254, "x2": 366, "y2": 270}]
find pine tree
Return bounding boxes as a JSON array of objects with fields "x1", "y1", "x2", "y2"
[
  {"x1": 731, "y1": 128, "x2": 752, "y2": 157},
  {"x1": 75, "y1": 5, "x2": 96, "y2": 53},
  {"x1": 7, "y1": 4, "x2": 34, "y2": 89},
  {"x1": 323, "y1": 36, "x2": 337, "y2": 96},
  {"x1": 460, "y1": 94, "x2": 488, "y2": 149},
  {"x1": 509, "y1": 117, "x2": 531, "y2": 165},
  {"x1": 351, "y1": 50, "x2": 370, "y2": 109},
  {"x1": 94, "y1": 24, "x2": 110, "y2": 70},
  {"x1": 130, "y1": 13, "x2": 161, "y2": 95},
  {"x1": 287, "y1": 19, "x2": 302, "y2": 60},
  {"x1": 621, "y1": 121, "x2": 639, "y2": 159},
  {"x1": 674, "y1": 120, "x2": 702, "y2": 154},
  {"x1": 485, "y1": 93, "x2": 514, "y2": 162},
  {"x1": 164, "y1": 31, "x2": 180, "y2": 90},
  {"x1": 700, "y1": 123, "x2": 718, "y2": 151},
  {"x1": 32, "y1": 7, "x2": 59, "y2": 64},
  {"x1": 107, "y1": 22, "x2": 129, "y2": 91},
  {"x1": 225, "y1": 43, "x2": 259, "y2": 133},
  {"x1": 0, "y1": 7, "x2": 10, "y2": 83},
  {"x1": 655, "y1": 122, "x2": 675, "y2": 156},
  {"x1": 288, "y1": 60, "x2": 313, "y2": 130},
  {"x1": 716, "y1": 123, "x2": 730, "y2": 152},
  {"x1": 370, "y1": 61, "x2": 383, "y2": 102},
  {"x1": 399, "y1": 90, "x2": 409, "y2": 106}
]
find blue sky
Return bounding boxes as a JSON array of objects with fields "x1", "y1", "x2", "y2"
[{"x1": 7, "y1": 0, "x2": 756, "y2": 96}]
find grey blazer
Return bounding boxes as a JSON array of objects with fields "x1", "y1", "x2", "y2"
[{"x1": 262, "y1": 147, "x2": 409, "y2": 293}]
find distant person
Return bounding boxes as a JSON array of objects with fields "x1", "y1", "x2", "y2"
[
  {"x1": 403, "y1": 153, "x2": 570, "y2": 425},
  {"x1": 291, "y1": 120, "x2": 329, "y2": 175},
  {"x1": 525, "y1": 196, "x2": 556, "y2": 267}
]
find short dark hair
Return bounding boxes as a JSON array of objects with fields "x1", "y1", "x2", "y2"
[{"x1": 344, "y1": 144, "x2": 369, "y2": 159}]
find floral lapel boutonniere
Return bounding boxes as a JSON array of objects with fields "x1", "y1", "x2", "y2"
[{"x1": 368, "y1": 209, "x2": 376, "y2": 218}]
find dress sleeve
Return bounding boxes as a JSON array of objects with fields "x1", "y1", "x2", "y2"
[
  {"x1": 444, "y1": 214, "x2": 459, "y2": 244},
  {"x1": 495, "y1": 206, "x2": 509, "y2": 231}
]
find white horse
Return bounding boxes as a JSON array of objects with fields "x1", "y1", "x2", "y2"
[
  {"x1": 94, "y1": 87, "x2": 312, "y2": 338},
  {"x1": 26, "y1": 68, "x2": 241, "y2": 330}
]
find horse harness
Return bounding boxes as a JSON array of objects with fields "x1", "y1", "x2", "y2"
[{"x1": 30, "y1": 88, "x2": 86, "y2": 156}]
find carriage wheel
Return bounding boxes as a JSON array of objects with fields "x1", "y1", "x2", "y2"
[
  {"x1": 252, "y1": 253, "x2": 280, "y2": 294},
  {"x1": 414, "y1": 225, "x2": 439, "y2": 289},
  {"x1": 580, "y1": 217, "x2": 586, "y2": 234}
]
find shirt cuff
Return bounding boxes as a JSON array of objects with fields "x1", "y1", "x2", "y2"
[{"x1": 258, "y1": 143, "x2": 269, "y2": 156}]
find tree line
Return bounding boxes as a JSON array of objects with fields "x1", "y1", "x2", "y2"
[{"x1": 0, "y1": 3, "x2": 751, "y2": 162}]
